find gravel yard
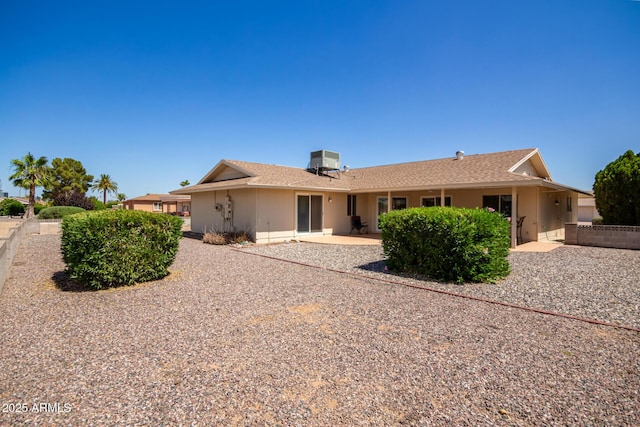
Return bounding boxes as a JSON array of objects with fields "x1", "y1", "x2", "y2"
[
  {"x1": 245, "y1": 242, "x2": 640, "y2": 330},
  {"x1": 1, "y1": 234, "x2": 639, "y2": 426}
]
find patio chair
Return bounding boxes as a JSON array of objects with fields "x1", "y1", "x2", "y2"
[{"x1": 350, "y1": 216, "x2": 369, "y2": 234}]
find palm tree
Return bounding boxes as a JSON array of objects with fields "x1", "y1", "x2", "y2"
[
  {"x1": 10, "y1": 152, "x2": 51, "y2": 218},
  {"x1": 180, "y1": 180, "x2": 190, "y2": 187},
  {"x1": 92, "y1": 174, "x2": 118, "y2": 205},
  {"x1": 116, "y1": 193, "x2": 127, "y2": 202}
]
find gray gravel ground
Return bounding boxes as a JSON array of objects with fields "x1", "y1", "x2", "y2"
[
  {"x1": 245, "y1": 242, "x2": 640, "y2": 330},
  {"x1": 1, "y1": 234, "x2": 639, "y2": 426}
]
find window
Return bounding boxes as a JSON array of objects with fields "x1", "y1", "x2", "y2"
[
  {"x1": 482, "y1": 195, "x2": 512, "y2": 217},
  {"x1": 153, "y1": 202, "x2": 162, "y2": 212},
  {"x1": 391, "y1": 197, "x2": 407, "y2": 210},
  {"x1": 347, "y1": 195, "x2": 357, "y2": 216},
  {"x1": 421, "y1": 196, "x2": 452, "y2": 207},
  {"x1": 376, "y1": 197, "x2": 407, "y2": 231}
]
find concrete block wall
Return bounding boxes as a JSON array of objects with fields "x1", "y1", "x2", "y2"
[
  {"x1": 565, "y1": 223, "x2": 640, "y2": 250},
  {"x1": 0, "y1": 242, "x2": 6, "y2": 294},
  {"x1": 0, "y1": 219, "x2": 61, "y2": 296},
  {"x1": 0, "y1": 224, "x2": 22, "y2": 296}
]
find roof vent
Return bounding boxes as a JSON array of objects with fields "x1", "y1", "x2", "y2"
[
  {"x1": 455, "y1": 150, "x2": 464, "y2": 160},
  {"x1": 309, "y1": 150, "x2": 340, "y2": 172}
]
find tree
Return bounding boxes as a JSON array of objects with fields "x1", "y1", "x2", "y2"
[
  {"x1": 180, "y1": 180, "x2": 190, "y2": 187},
  {"x1": 91, "y1": 174, "x2": 118, "y2": 205},
  {"x1": 593, "y1": 150, "x2": 640, "y2": 225},
  {"x1": 43, "y1": 157, "x2": 94, "y2": 203},
  {"x1": 53, "y1": 190, "x2": 95, "y2": 210},
  {"x1": 9, "y1": 152, "x2": 51, "y2": 218},
  {"x1": 116, "y1": 193, "x2": 127, "y2": 202}
]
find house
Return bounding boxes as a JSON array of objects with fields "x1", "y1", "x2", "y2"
[
  {"x1": 122, "y1": 194, "x2": 191, "y2": 216},
  {"x1": 170, "y1": 148, "x2": 590, "y2": 247},
  {"x1": 578, "y1": 193, "x2": 600, "y2": 224}
]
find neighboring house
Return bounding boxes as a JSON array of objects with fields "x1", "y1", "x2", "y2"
[
  {"x1": 0, "y1": 197, "x2": 29, "y2": 207},
  {"x1": 122, "y1": 194, "x2": 191, "y2": 215},
  {"x1": 170, "y1": 148, "x2": 590, "y2": 247},
  {"x1": 578, "y1": 193, "x2": 600, "y2": 224}
]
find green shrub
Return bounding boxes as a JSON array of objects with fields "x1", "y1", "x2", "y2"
[
  {"x1": 34, "y1": 202, "x2": 47, "y2": 215},
  {"x1": 0, "y1": 198, "x2": 25, "y2": 216},
  {"x1": 90, "y1": 198, "x2": 105, "y2": 210},
  {"x1": 592, "y1": 217, "x2": 603, "y2": 225},
  {"x1": 61, "y1": 210, "x2": 183, "y2": 289},
  {"x1": 379, "y1": 207, "x2": 511, "y2": 284},
  {"x1": 38, "y1": 206, "x2": 86, "y2": 219}
]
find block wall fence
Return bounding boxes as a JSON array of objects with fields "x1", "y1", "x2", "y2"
[
  {"x1": 565, "y1": 223, "x2": 640, "y2": 250},
  {"x1": 0, "y1": 219, "x2": 60, "y2": 295}
]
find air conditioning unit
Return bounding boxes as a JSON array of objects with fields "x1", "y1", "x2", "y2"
[{"x1": 309, "y1": 150, "x2": 340, "y2": 171}]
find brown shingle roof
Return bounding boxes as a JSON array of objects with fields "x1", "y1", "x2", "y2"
[
  {"x1": 347, "y1": 148, "x2": 545, "y2": 191},
  {"x1": 171, "y1": 148, "x2": 559, "y2": 194}
]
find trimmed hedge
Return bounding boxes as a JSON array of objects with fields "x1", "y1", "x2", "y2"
[
  {"x1": 38, "y1": 206, "x2": 86, "y2": 219},
  {"x1": 379, "y1": 207, "x2": 511, "y2": 283},
  {"x1": 61, "y1": 210, "x2": 183, "y2": 289}
]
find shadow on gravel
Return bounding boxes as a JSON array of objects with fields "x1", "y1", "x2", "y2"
[
  {"x1": 51, "y1": 271, "x2": 97, "y2": 292},
  {"x1": 182, "y1": 231, "x2": 203, "y2": 240},
  {"x1": 356, "y1": 259, "x2": 387, "y2": 273}
]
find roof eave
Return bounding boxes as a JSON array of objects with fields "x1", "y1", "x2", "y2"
[{"x1": 540, "y1": 180, "x2": 592, "y2": 195}]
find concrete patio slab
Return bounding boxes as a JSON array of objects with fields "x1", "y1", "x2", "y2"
[
  {"x1": 510, "y1": 241, "x2": 564, "y2": 252},
  {"x1": 298, "y1": 234, "x2": 564, "y2": 252},
  {"x1": 298, "y1": 234, "x2": 382, "y2": 245}
]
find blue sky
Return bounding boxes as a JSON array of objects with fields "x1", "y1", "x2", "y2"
[{"x1": 1, "y1": 0, "x2": 639, "y2": 199}]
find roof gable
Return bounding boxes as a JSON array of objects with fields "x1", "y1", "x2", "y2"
[
  {"x1": 508, "y1": 148, "x2": 551, "y2": 179},
  {"x1": 198, "y1": 160, "x2": 255, "y2": 184}
]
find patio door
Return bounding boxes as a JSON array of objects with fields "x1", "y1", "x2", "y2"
[{"x1": 297, "y1": 195, "x2": 323, "y2": 233}]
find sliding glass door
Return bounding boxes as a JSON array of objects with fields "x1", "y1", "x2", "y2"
[{"x1": 297, "y1": 195, "x2": 323, "y2": 233}]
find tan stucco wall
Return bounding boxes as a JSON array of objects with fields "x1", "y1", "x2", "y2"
[
  {"x1": 124, "y1": 201, "x2": 162, "y2": 213},
  {"x1": 255, "y1": 190, "x2": 350, "y2": 243},
  {"x1": 191, "y1": 189, "x2": 257, "y2": 235},
  {"x1": 191, "y1": 192, "x2": 216, "y2": 234},
  {"x1": 190, "y1": 186, "x2": 580, "y2": 244},
  {"x1": 192, "y1": 188, "x2": 353, "y2": 244},
  {"x1": 125, "y1": 200, "x2": 190, "y2": 214},
  {"x1": 537, "y1": 191, "x2": 578, "y2": 241},
  {"x1": 254, "y1": 189, "x2": 295, "y2": 242},
  {"x1": 515, "y1": 187, "x2": 537, "y2": 243}
]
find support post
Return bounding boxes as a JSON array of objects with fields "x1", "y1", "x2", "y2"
[{"x1": 511, "y1": 186, "x2": 517, "y2": 248}]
